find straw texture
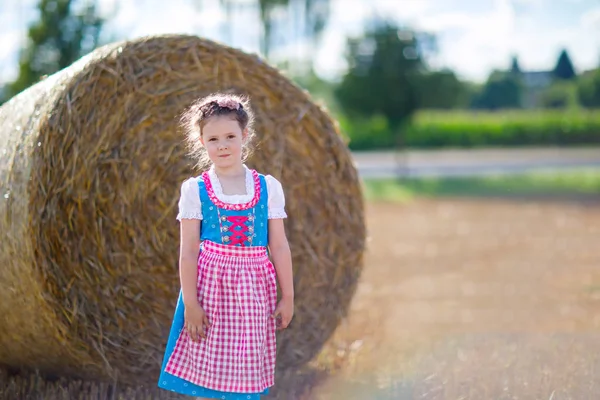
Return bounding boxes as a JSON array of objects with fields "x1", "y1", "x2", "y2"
[{"x1": 0, "y1": 35, "x2": 365, "y2": 385}]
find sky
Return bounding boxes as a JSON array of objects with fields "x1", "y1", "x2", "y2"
[{"x1": 0, "y1": 0, "x2": 599, "y2": 85}]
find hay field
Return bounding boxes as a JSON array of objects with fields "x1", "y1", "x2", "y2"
[{"x1": 310, "y1": 198, "x2": 600, "y2": 400}]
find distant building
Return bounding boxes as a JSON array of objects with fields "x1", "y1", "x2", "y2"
[
  {"x1": 520, "y1": 70, "x2": 553, "y2": 89},
  {"x1": 508, "y1": 49, "x2": 578, "y2": 108},
  {"x1": 517, "y1": 70, "x2": 554, "y2": 108}
]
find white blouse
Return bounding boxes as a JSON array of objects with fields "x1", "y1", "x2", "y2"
[{"x1": 176, "y1": 166, "x2": 287, "y2": 221}]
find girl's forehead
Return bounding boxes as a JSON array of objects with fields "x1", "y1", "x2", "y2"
[{"x1": 202, "y1": 117, "x2": 241, "y2": 135}]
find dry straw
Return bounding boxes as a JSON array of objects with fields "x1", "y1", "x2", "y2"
[
  {"x1": 0, "y1": 364, "x2": 322, "y2": 399},
  {"x1": 0, "y1": 35, "x2": 365, "y2": 385}
]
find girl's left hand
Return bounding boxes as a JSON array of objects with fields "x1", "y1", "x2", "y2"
[{"x1": 272, "y1": 297, "x2": 294, "y2": 330}]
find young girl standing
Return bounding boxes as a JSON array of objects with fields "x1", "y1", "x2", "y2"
[{"x1": 158, "y1": 93, "x2": 294, "y2": 399}]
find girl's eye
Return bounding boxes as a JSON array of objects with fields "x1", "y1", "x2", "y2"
[
  {"x1": 209, "y1": 138, "x2": 217, "y2": 141},
  {"x1": 228, "y1": 135, "x2": 235, "y2": 139}
]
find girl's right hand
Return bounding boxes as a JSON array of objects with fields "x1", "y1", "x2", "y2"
[{"x1": 184, "y1": 302, "x2": 210, "y2": 342}]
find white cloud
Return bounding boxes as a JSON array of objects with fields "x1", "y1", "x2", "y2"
[
  {"x1": 581, "y1": 7, "x2": 600, "y2": 29},
  {"x1": 316, "y1": 0, "x2": 519, "y2": 81},
  {"x1": 503, "y1": 6, "x2": 599, "y2": 75},
  {"x1": 512, "y1": 0, "x2": 544, "y2": 6},
  {"x1": 416, "y1": 12, "x2": 474, "y2": 33},
  {"x1": 0, "y1": 1, "x2": 35, "y2": 84},
  {"x1": 405, "y1": 0, "x2": 517, "y2": 81},
  {"x1": 104, "y1": 0, "x2": 262, "y2": 53},
  {"x1": 369, "y1": 0, "x2": 433, "y2": 21},
  {"x1": 0, "y1": 30, "x2": 23, "y2": 83},
  {"x1": 106, "y1": 0, "x2": 208, "y2": 37},
  {"x1": 96, "y1": 0, "x2": 119, "y2": 17},
  {"x1": 0, "y1": 30, "x2": 23, "y2": 60},
  {"x1": 314, "y1": 0, "x2": 434, "y2": 79}
]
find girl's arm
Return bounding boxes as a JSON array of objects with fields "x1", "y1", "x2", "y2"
[
  {"x1": 268, "y1": 219, "x2": 294, "y2": 300},
  {"x1": 180, "y1": 219, "x2": 201, "y2": 307}
]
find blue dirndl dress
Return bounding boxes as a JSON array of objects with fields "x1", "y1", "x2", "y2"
[{"x1": 158, "y1": 171, "x2": 275, "y2": 399}]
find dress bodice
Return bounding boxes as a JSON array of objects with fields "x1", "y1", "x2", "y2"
[{"x1": 198, "y1": 169, "x2": 269, "y2": 247}]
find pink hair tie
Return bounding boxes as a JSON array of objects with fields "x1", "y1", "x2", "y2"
[{"x1": 215, "y1": 98, "x2": 240, "y2": 110}]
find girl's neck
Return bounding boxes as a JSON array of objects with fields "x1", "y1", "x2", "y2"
[{"x1": 212, "y1": 163, "x2": 245, "y2": 178}]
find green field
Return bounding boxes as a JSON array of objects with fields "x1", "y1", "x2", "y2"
[
  {"x1": 362, "y1": 169, "x2": 600, "y2": 202},
  {"x1": 341, "y1": 109, "x2": 600, "y2": 150},
  {"x1": 405, "y1": 109, "x2": 600, "y2": 148}
]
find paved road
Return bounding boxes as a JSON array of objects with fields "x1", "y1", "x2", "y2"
[{"x1": 352, "y1": 147, "x2": 600, "y2": 178}]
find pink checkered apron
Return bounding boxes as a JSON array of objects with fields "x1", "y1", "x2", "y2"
[{"x1": 164, "y1": 240, "x2": 278, "y2": 393}]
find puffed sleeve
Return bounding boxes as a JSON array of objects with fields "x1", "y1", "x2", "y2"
[
  {"x1": 176, "y1": 177, "x2": 203, "y2": 221},
  {"x1": 265, "y1": 175, "x2": 287, "y2": 219}
]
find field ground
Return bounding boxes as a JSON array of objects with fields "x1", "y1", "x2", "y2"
[{"x1": 308, "y1": 197, "x2": 600, "y2": 399}]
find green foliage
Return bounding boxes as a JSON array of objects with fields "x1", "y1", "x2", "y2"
[
  {"x1": 363, "y1": 169, "x2": 600, "y2": 202},
  {"x1": 577, "y1": 68, "x2": 600, "y2": 108},
  {"x1": 415, "y1": 70, "x2": 472, "y2": 109},
  {"x1": 540, "y1": 81, "x2": 579, "y2": 109},
  {"x1": 337, "y1": 113, "x2": 396, "y2": 150},
  {"x1": 337, "y1": 109, "x2": 600, "y2": 150},
  {"x1": 334, "y1": 20, "x2": 428, "y2": 130},
  {"x1": 404, "y1": 110, "x2": 600, "y2": 148},
  {"x1": 553, "y1": 49, "x2": 577, "y2": 80},
  {"x1": 4, "y1": 0, "x2": 103, "y2": 101},
  {"x1": 470, "y1": 71, "x2": 523, "y2": 110},
  {"x1": 292, "y1": 68, "x2": 339, "y2": 111}
]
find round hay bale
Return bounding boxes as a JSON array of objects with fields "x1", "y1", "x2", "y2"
[{"x1": 0, "y1": 35, "x2": 365, "y2": 384}]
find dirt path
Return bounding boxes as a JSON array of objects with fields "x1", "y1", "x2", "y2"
[{"x1": 310, "y1": 199, "x2": 600, "y2": 399}]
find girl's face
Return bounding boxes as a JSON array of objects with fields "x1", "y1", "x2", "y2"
[{"x1": 200, "y1": 116, "x2": 247, "y2": 169}]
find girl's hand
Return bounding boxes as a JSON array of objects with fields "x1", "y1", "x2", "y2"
[
  {"x1": 272, "y1": 297, "x2": 294, "y2": 330},
  {"x1": 184, "y1": 302, "x2": 210, "y2": 342}
]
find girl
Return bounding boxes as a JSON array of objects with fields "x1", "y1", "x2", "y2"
[{"x1": 158, "y1": 93, "x2": 294, "y2": 399}]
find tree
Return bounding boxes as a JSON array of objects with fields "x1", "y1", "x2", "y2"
[
  {"x1": 510, "y1": 55, "x2": 521, "y2": 74},
  {"x1": 259, "y1": 0, "x2": 330, "y2": 61},
  {"x1": 257, "y1": 0, "x2": 289, "y2": 58},
  {"x1": 292, "y1": 68, "x2": 337, "y2": 109},
  {"x1": 3, "y1": 0, "x2": 103, "y2": 102},
  {"x1": 334, "y1": 20, "x2": 429, "y2": 130},
  {"x1": 415, "y1": 70, "x2": 471, "y2": 109},
  {"x1": 471, "y1": 70, "x2": 523, "y2": 110},
  {"x1": 302, "y1": 0, "x2": 330, "y2": 49},
  {"x1": 553, "y1": 49, "x2": 576, "y2": 80},
  {"x1": 208, "y1": 0, "x2": 330, "y2": 63},
  {"x1": 540, "y1": 81, "x2": 577, "y2": 109},
  {"x1": 577, "y1": 68, "x2": 600, "y2": 108}
]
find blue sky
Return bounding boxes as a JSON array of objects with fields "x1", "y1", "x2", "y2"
[{"x1": 1, "y1": 0, "x2": 599, "y2": 85}]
